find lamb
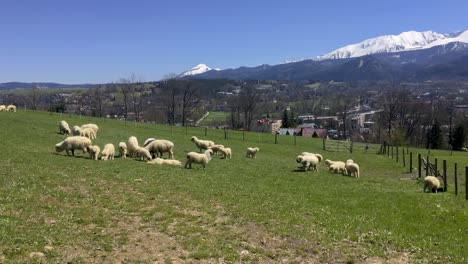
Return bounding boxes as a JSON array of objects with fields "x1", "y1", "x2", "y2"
[
  {"x1": 71, "y1": 126, "x2": 82, "y2": 136},
  {"x1": 127, "y1": 136, "x2": 139, "y2": 157},
  {"x1": 147, "y1": 158, "x2": 182, "y2": 166},
  {"x1": 209, "y1": 144, "x2": 225, "y2": 156},
  {"x1": 136, "y1": 147, "x2": 152, "y2": 161},
  {"x1": 191, "y1": 136, "x2": 215, "y2": 152},
  {"x1": 218, "y1": 147, "x2": 232, "y2": 159},
  {"x1": 118, "y1": 142, "x2": 127, "y2": 159},
  {"x1": 81, "y1": 127, "x2": 96, "y2": 140},
  {"x1": 296, "y1": 154, "x2": 319, "y2": 172},
  {"x1": 59, "y1": 120, "x2": 71, "y2": 135},
  {"x1": 100, "y1": 143, "x2": 115, "y2": 160},
  {"x1": 329, "y1": 162, "x2": 347, "y2": 175},
  {"x1": 345, "y1": 160, "x2": 360, "y2": 178},
  {"x1": 185, "y1": 149, "x2": 213, "y2": 170},
  {"x1": 81, "y1": 123, "x2": 99, "y2": 134},
  {"x1": 6, "y1": 105, "x2": 16, "y2": 112},
  {"x1": 55, "y1": 136, "x2": 92, "y2": 156},
  {"x1": 246, "y1": 147, "x2": 259, "y2": 158},
  {"x1": 423, "y1": 176, "x2": 440, "y2": 193},
  {"x1": 301, "y1": 152, "x2": 323, "y2": 162},
  {"x1": 0, "y1": 105, "x2": 5, "y2": 112},
  {"x1": 145, "y1": 139, "x2": 175, "y2": 159},
  {"x1": 88, "y1": 145, "x2": 101, "y2": 160}
]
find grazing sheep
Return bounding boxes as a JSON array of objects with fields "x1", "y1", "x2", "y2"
[
  {"x1": 118, "y1": 142, "x2": 127, "y2": 159},
  {"x1": 296, "y1": 154, "x2": 319, "y2": 172},
  {"x1": 81, "y1": 123, "x2": 99, "y2": 134},
  {"x1": 127, "y1": 136, "x2": 139, "y2": 157},
  {"x1": 345, "y1": 160, "x2": 360, "y2": 178},
  {"x1": 246, "y1": 147, "x2": 259, "y2": 158},
  {"x1": 219, "y1": 147, "x2": 232, "y2": 159},
  {"x1": 301, "y1": 152, "x2": 323, "y2": 162},
  {"x1": 136, "y1": 147, "x2": 152, "y2": 161},
  {"x1": 329, "y1": 162, "x2": 347, "y2": 175},
  {"x1": 88, "y1": 145, "x2": 101, "y2": 160},
  {"x1": 147, "y1": 158, "x2": 182, "y2": 166},
  {"x1": 71, "y1": 126, "x2": 82, "y2": 136},
  {"x1": 55, "y1": 136, "x2": 92, "y2": 156},
  {"x1": 100, "y1": 143, "x2": 115, "y2": 160},
  {"x1": 143, "y1": 138, "x2": 156, "y2": 147},
  {"x1": 209, "y1": 144, "x2": 225, "y2": 156},
  {"x1": 145, "y1": 139, "x2": 175, "y2": 159},
  {"x1": 59, "y1": 120, "x2": 71, "y2": 135},
  {"x1": 81, "y1": 127, "x2": 96, "y2": 140},
  {"x1": 0, "y1": 105, "x2": 6, "y2": 112},
  {"x1": 185, "y1": 149, "x2": 213, "y2": 170},
  {"x1": 6, "y1": 105, "x2": 16, "y2": 112},
  {"x1": 191, "y1": 136, "x2": 215, "y2": 152},
  {"x1": 423, "y1": 176, "x2": 440, "y2": 193}
]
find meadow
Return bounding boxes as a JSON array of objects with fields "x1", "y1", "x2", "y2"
[{"x1": 0, "y1": 111, "x2": 467, "y2": 263}]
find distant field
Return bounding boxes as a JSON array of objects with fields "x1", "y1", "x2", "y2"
[
  {"x1": 198, "y1": 111, "x2": 230, "y2": 126},
  {"x1": 0, "y1": 111, "x2": 467, "y2": 263}
]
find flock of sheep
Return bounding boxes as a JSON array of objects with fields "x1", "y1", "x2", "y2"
[
  {"x1": 54, "y1": 119, "x2": 442, "y2": 193},
  {"x1": 0, "y1": 104, "x2": 17, "y2": 112},
  {"x1": 54, "y1": 120, "x2": 260, "y2": 169}
]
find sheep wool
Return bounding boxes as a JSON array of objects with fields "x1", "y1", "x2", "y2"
[
  {"x1": 191, "y1": 136, "x2": 215, "y2": 152},
  {"x1": 88, "y1": 145, "x2": 101, "y2": 160},
  {"x1": 143, "y1": 138, "x2": 156, "y2": 147},
  {"x1": 209, "y1": 144, "x2": 225, "y2": 156},
  {"x1": 147, "y1": 158, "x2": 182, "y2": 166},
  {"x1": 219, "y1": 147, "x2": 232, "y2": 159},
  {"x1": 296, "y1": 154, "x2": 319, "y2": 172},
  {"x1": 72, "y1": 126, "x2": 82, "y2": 136},
  {"x1": 6, "y1": 105, "x2": 16, "y2": 112},
  {"x1": 119, "y1": 142, "x2": 127, "y2": 159},
  {"x1": 127, "y1": 136, "x2": 139, "y2": 157},
  {"x1": 81, "y1": 127, "x2": 96, "y2": 140},
  {"x1": 145, "y1": 139, "x2": 175, "y2": 159},
  {"x1": 101, "y1": 143, "x2": 115, "y2": 160},
  {"x1": 345, "y1": 160, "x2": 360, "y2": 178},
  {"x1": 246, "y1": 147, "x2": 259, "y2": 158},
  {"x1": 136, "y1": 147, "x2": 152, "y2": 161},
  {"x1": 59, "y1": 120, "x2": 71, "y2": 135},
  {"x1": 81, "y1": 123, "x2": 99, "y2": 133},
  {"x1": 55, "y1": 136, "x2": 92, "y2": 156},
  {"x1": 329, "y1": 162, "x2": 347, "y2": 175},
  {"x1": 185, "y1": 149, "x2": 213, "y2": 170},
  {"x1": 423, "y1": 176, "x2": 440, "y2": 193},
  {"x1": 0, "y1": 105, "x2": 6, "y2": 112}
]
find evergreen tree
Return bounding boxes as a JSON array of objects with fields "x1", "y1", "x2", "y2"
[
  {"x1": 289, "y1": 108, "x2": 297, "y2": 127},
  {"x1": 281, "y1": 109, "x2": 290, "y2": 128},
  {"x1": 428, "y1": 120, "x2": 443, "y2": 149},
  {"x1": 451, "y1": 125, "x2": 466, "y2": 151}
]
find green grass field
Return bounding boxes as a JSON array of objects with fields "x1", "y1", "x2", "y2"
[
  {"x1": 0, "y1": 111, "x2": 467, "y2": 263},
  {"x1": 198, "y1": 111, "x2": 230, "y2": 127}
]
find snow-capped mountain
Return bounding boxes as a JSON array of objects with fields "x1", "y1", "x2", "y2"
[
  {"x1": 316, "y1": 30, "x2": 468, "y2": 60},
  {"x1": 179, "y1": 64, "x2": 220, "y2": 77}
]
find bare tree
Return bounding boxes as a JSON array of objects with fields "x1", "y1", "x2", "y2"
[
  {"x1": 118, "y1": 79, "x2": 131, "y2": 120},
  {"x1": 90, "y1": 85, "x2": 105, "y2": 117},
  {"x1": 239, "y1": 85, "x2": 261, "y2": 131},
  {"x1": 180, "y1": 80, "x2": 200, "y2": 126},
  {"x1": 336, "y1": 95, "x2": 355, "y2": 139},
  {"x1": 161, "y1": 78, "x2": 179, "y2": 125}
]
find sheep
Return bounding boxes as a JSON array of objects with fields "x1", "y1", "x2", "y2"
[
  {"x1": 345, "y1": 160, "x2": 360, "y2": 178},
  {"x1": 423, "y1": 176, "x2": 440, "y2": 193},
  {"x1": 55, "y1": 136, "x2": 92, "y2": 156},
  {"x1": 6, "y1": 105, "x2": 16, "y2": 112},
  {"x1": 81, "y1": 123, "x2": 99, "y2": 134},
  {"x1": 218, "y1": 147, "x2": 232, "y2": 159},
  {"x1": 0, "y1": 105, "x2": 6, "y2": 112},
  {"x1": 145, "y1": 139, "x2": 175, "y2": 159},
  {"x1": 143, "y1": 138, "x2": 156, "y2": 147},
  {"x1": 147, "y1": 158, "x2": 182, "y2": 166},
  {"x1": 88, "y1": 145, "x2": 101, "y2": 160},
  {"x1": 118, "y1": 142, "x2": 127, "y2": 159},
  {"x1": 246, "y1": 147, "x2": 259, "y2": 158},
  {"x1": 100, "y1": 143, "x2": 115, "y2": 160},
  {"x1": 136, "y1": 147, "x2": 152, "y2": 161},
  {"x1": 209, "y1": 144, "x2": 225, "y2": 156},
  {"x1": 329, "y1": 162, "x2": 347, "y2": 175},
  {"x1": 59, "y1": 120, "x2": 71, "y2": 135},
  {"x1": 191, "y1": 136, "x2": 215, "y2": 152},
  {"x1": 296, "y1": 154, "x2": 319, "y2": 172},
  {"x1": 81, "y1": 127, "x2": 96, "y2": 140},
  {"x1": 301, "y1": 152, "x2": 323, "y2": 162},
  {"x1": 127, "y1": 136, "x2": 139, "y2": 157},
  {"x1": 71, "y1": 126, "x2": 82, "y2": 136},
  {"x1": 185, "y1": 149, "x2": 213, "y2": 170}
]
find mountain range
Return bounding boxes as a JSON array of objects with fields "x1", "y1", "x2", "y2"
[
  {"x1": 183, "y1": 30, "x2": 468, "y2": 81},
  {"x1": 0, "y1": 82, "x2": 92, "y2": 91}
]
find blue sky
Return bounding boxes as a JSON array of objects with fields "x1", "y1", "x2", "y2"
[{"x1": 1, "y1": 0, "x2": 467, "y2": 83}]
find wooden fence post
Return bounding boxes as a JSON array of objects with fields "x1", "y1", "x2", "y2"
[
  {"x1": 387, "y1": 145, "x2": 390, "y2": 156},
  {"x1": 418, "y1": 153, "x2": 421, "y2": 178},
  {"x1": 323, "y1": 138, "x2": 326, "y2": 151},
  {"x1": 403, "y1": 151, "x2": 406, "y2": 167},
  {"x1": 205, "y1": 127, "x2": 207, "y2": 136},
  {"x1": 275, "y1": 133, "x2": 278, "y2": 144},
  {"x1": 454, "y1": 163, "x2": 458, "y2": 196},
  {"x1": 426, "y1": 156, "x2": 429, "y2": 176},
  {"x1": 396, "y1": 146, "x2": 399, "y2": 163},
  {"x1": 350, "y1": 141, "x2": 353, "y2": 153},
  {"x1": 243, "y1": 130, "x2": 245, "y2": 142},
  {"x1": 391, "y1": 145, "x2": 394, "y2": 159},
  {"x1": 294, "y1": 134, "x2": 296, "y2": 146},
  {"x1": 409, "y1": 152, "x2": 413, "y2": 173},
  {"x1": 465, "y1": 166, "x2": 468, "y2": 200},
  {"x1": 443, "y1": 160, "x2": 447, "y2": 192},
  {"x1": 224, "y1": 127, "x2": 227, "y2": 140},
  {"x1": 434, "y1": 158, "x2": 438, "y2": 175}
]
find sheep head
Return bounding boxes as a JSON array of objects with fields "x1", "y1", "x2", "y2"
[{"x1": 191, "y1": 136, "x2": 197, "y2": 142}]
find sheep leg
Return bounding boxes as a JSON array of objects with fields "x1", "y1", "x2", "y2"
[
  {"x1": 71, "y1": 149, "x2": 75, "y2": 156},
  {"x1": 66, "y1": 150, "x2": 70, "y2": 156}
]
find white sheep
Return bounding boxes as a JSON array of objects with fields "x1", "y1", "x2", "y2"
[
  {"x1": 88, "y1": 145, "x2": 101, "y2": 160},
  {"x1": 59, "y1": 120, "x2": 71, "y2": 135},
  {"x1": 246, "y1": 147, "x2": 260, "y2": 158},
  {"x1": 6, "y1": 105, "x2": 16, "y2": 112},
  {"x1": 423, "y1": 176, "x2": 440, "y2": 193},
  {"x1": 147, "y1": 158, "x2": 182, "y2": 166},
  {"x1": 301, "y1": 152, "x2": 323, "y2": 162},
  {"x1": 345, "y1": 160, "x2": 360, "y2": 178},
  {"x1": 81, "y1": 123, "x2": 99, "y2": 134},
  {"x1": 81, "y1": 127, "x2": 96, "y2": 140},
  {"x1": 185, "y1": 149, "x2": 213, "y2": 170},
  {"x1": 100, "y1": 143, "x2": 115, "y2": 160},
  {"x1": 143, "y1": 138, "x2": 156, "y2": 147},
  {"x1": 55, "y1": 136, "x2": 92, "y2": 156},
  {"x1": 145, "y1": 139, "x2": 174, "y2": 159},
  {"x1": 329, "y1": 162, "x2": 347, "y2": 175},
  {"x1": 118, "y1": 142, "x2": 127, "y2": 159},
  {"x1": 71, "y1": 126, "x2": 82, "y2": 136},
  {"x1": 191, "y1": 136, "x2": 215, "y2": 152},
  {"x1": 296, "y1": 154, "x2": 319, "y2": 172},
  {"x1": 0, "y1": 105, "x2": 6, "y2": 112},
  {"x1": 219, "y1": 147, "x2": 232, "y2": 159},
  {"x1": 136, "y1": 147, "x2": 152, "y2": 161},
  {"x1": 127, "y1": 136, "x2": 139, "y2": 157},
  {"x1": 209, "y1": 144, "x2": 225, "y2": 156}
]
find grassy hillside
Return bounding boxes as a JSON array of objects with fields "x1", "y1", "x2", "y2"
[{"x1": 0, "y1": 111, "x2": 467, "y2": 263}]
